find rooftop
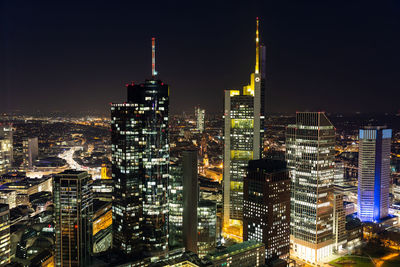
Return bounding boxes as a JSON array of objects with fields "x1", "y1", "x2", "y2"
[{"x1": 206, "y1": 240, "x2": 264, "y2": 260}]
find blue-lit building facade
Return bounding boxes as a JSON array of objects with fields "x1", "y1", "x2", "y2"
[
  {"x1": 111, "y1": 78, "x2": 169, "y2": 259},
  {"x1": 358, "y1": 127, "x2": 392, "y2": 222}
]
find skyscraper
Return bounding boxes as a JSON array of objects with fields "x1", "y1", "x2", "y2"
[
  {"x1": 182, "y1": 150, "x2": 198, "y2": 254},
  {"x1": 0, "y1": 124, "x2": 13, "y2": 175},
  {"x1": 223, "y1": 18, "x2": 266, "y2": 237},
  {"x1": 168, "y1": 157, "x2": 184, "y2": 250},
  {"x1": 54, "y1": 170, "x2": 93, "y2": 267},
  {"x1": 286, "y1": 112, "x2": 335, "y2": 263},
  {"x1": 111, "y1": 38, "x2": 169, "y2": 259},
  {"x1": 334, "y1": 161, "x2": 345, "y2": 186},
  {"x1": 195, "y1": 107, "x2": 205, "y2": 132},
  {"x1": 0, "y1": 204, "x2": 10, "y2": 265},
  {"x1": 197, "y1": 200, "x2": 217, "y2": 258},
  {"x1": 358, "y1": 127, "x2": 392, "y2": 222},
  {"x1": 23, "y1": 137, "x2": 39, "y2": 169},
  {"x1": 243, "y1": 159, "x2": 290, "y2": 262}
]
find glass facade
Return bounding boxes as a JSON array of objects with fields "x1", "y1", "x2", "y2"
[
  {"x1": 0, "y1": 125, "x2": 13, "y2": 175},
  {"x1": 168, "y1": 159, "x2": 184, "y2": 249},
  {"x1": 286, "y1": 112, "x2": 335, "y2": 263},
  {"x1": 54, "y1": 170, "x2": 93, "y2": 267},
  {"x1": 111, "y1": 79, "x2": 169, "y2": 258},
  {"x1": 0, "y1": 204, "x2": 10, "y2": 265},
  {"x1": 197, "y1": 200, "x2": 217, "y2": 258},
  {"x1": 358, "y1": 127, "x2": 392, "y2": 222}
]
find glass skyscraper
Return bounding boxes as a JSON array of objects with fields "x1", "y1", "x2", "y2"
[
  {"x1": 0, "y1": 124, "x2": 13, "y2": 175},
  {"x1": 286, "y1": 112, "x2": 335, "y2": 263},
  {"x1": 223, "y1": 18, "x2": 265, "y2": 238},
  {"x1": 358, "y1": 127, "x2": 392, "y2": 222},
  {"x1": 111, "y1": 41, "x2": 169, "y2": 258},
  {"x1": 54, "y1": 170, "x2": 93, "y2": 267}
]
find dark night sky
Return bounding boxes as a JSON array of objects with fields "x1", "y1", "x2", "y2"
[{"x1": 1, "y1": 0, "x2": 400, "y2": 115}]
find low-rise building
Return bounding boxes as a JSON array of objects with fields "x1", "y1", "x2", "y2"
[{"x1": 205, "y1": 241, "x2": 265, "y2": 267}]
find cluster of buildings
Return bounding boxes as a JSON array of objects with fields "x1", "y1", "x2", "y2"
[{"x1": 0, "y1": 18, "x2": 397, "y2": 267}]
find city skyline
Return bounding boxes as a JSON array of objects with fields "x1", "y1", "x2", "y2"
[{"x1": 2, "y1": 1, "x2": 400, "y2": 115}]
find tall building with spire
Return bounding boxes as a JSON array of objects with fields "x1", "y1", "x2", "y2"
[
  {"x1": 111, "y1": 38, "x2": 169, "y2": 259},
  {"x1": 223, "y1": 18, "x2": 266, "y2": 239},
  {"x1": 286, "y1": 112, "x2": 335, "y2": 263}
]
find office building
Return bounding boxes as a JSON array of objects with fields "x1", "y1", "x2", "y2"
[
  {"x1": 243, "y1": 159, "x2": 290, "y2": 262},
  {"x1": 0, "y1": 204, "x2": 10, "y2": 265},
  {"x1": 168, "y1": 157, "x2": 184, "y2": 250},
  {"x1": 183, "y1": 150, "x2": 199, "y2": 254},
  {"x1": 223, "y1": 18, "x2": 266, "y2": 237},
  {"x1": 0, "y1": 190, "x2": 16, "y2": 209},
  {"x1": 0, "y1": 125, "x2": 13, "y2": 175},
  {"x1": 197, "y1": 200, "x2": 217, "y2": 258},
  {"x1": 286, "y1": 112, "x2": 335, "y2": 263},
  {"x1": 334, "y1": 161, "x2": 345, "y2": 186},
  {"x1": 333, "y1": 192, "x2": 346, "y2": 252},
  {"x1": 205, "y1": 240, "x2": 265, "y2": 267},
  {"x1": 54, "y1": 170, "x2": 93, "y2": 266},
  {"x1": 23, "y1": 137, "x2": 39, "y2": 169},
  {"x1": 92, "y1": 200, "x2": 112, "y2": 254},
  {"x1": 195, "y1": 107, "x2": 205, "y2": 132},
  {"x1": 111, "y1": 38, "x2": 169, "y2": 258},
  {"x1": 358, "y1": 127, "x2": 392, "y2": 222}
]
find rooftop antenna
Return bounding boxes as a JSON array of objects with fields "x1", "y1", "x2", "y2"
[
  {"x1": 255, "y1": 17, "x2": 260, "y2": 74},
  {"x1": 152, "y1": 37, "x2": 158, "y2": 78}
]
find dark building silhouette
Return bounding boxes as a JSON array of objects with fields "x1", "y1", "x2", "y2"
[{"x1": 243, "y1": 159, "x2": 290, "y2": 262}]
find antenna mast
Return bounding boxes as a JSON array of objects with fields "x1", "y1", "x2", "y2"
[{"x1": 152, "y1": 37, "x2": 157, "y2": 78}]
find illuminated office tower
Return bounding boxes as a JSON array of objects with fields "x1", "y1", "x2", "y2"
[
  {"x1": 286, "y1": 112, "x2": 335, "y2": 263},
  {"x1": 243, "y1": 159, "x2": 290, "y2": 262},
  {"x1": 168, "y1": 156, "x2": 184, "y2": 249},
  {"x1": 195, "y1": 107, "x2": 205, "y2": 132},
  {"x1": 334, "y1": 161, "x2": 345, "y2": 186},
  {"x1": 23, "y1": 137, "x2": 39, "y2": 169},
  {"x1": 0, "y1": 204, "x2": 10, "y2": 265},
  {"x1": 111, "y1": 38, "x2": 169, "y2": 258},
  {"x1": 358, "y1": 127, "x2": 392, "y2": 222},
  {"x1": 223, "y1": 18, "x2": 266, "y2": 235},
  {"x1": 197, "y1": 200, "x2": 217, "y2": 258},
  {"x1": 0, "y1": 125, "x2": 13, "y2": 175},
  {"x1": 333, "y1": 192, "x2": 346, "y2": 252},
  {"x1": 54, "y1": 170, "x2": 93, "y2": 267}
]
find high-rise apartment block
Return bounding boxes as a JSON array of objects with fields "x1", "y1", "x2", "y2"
[
  {"x1": 0, "y1": 125, "x2": 13, "y2": 175},
  {"x1": 358, "y1": 127, "x2": 392, "y2": 222},
  {"x1": 54, "y1": 170, "x2": 93, "y2": 267},
  {"x1": 286, "y1": 112, "x2": 335, "y2": 263},
  {"x1": 111, "y1": 38, "x2": 169, "y2": 259},
  {"x1": 243, "y1": 159, "x2": 290, "y2": 262},
  {"x1": 223, "y1": 18, "x2": 265, "y2": 236}
]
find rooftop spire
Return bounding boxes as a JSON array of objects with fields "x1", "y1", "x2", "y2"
[
  {"x1": 255, "y1": 17, "x2": 260, "y2": 74},
  {"x1": 152, "y1": 37, "x2": 157, "y2": 78}
]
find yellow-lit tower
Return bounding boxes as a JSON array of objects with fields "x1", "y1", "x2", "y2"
[{"x1": 223, "y1": 18, "x2": 266, "y2": 240}]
